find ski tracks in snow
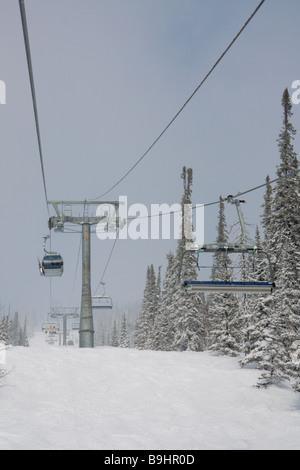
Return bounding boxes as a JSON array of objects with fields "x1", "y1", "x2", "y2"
[{"x1": 1, "y1": 334, "x2": 300, "y2": 450}]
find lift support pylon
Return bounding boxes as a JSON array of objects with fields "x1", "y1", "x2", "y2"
[{"x1": 47, "y1": 200, "x2": 121, "y2": 348}]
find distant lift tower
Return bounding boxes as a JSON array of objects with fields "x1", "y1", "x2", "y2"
[
  {"x1": 48, "y1": 200, "x2": 121, "y2": 348},
  {"x1": 50, "y1": 307, "x2": 79, "y2": 346}
]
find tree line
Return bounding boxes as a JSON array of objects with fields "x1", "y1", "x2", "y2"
[
  {"x1": 0, "y1": 311, "x2": 29, "y2": 348},
  {"x1": 133, "y1": 89, "x2": 300, "y2": 391},
  {"x1": 94, "y1": 313, "x2": 132, "y2": 348}
]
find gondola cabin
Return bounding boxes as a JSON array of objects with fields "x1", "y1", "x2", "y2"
[{"x1": 40, "y1": 254, "x2": 64, "y2": 277}]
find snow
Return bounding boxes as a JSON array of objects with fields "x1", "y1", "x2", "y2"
[{"x1": 0, "y1": 334, "x2": 300, "y2": 450}]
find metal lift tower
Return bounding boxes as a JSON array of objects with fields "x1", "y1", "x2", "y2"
[
  {"x1": 50, "y1": 307, "x2": 79, "y2": 346},
  {"x1": 47, "y1": 200, "x2": 120, "y2": 348}
]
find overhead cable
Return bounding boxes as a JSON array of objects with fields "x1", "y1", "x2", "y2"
[
  {"x1": 93, "y1": 236, "x2": 118, "y2": 295},
  {"x1": 91, "y1": 0, "x2": 266, "y2": 200},
  {"x1": 124, "y1": 169, "x2": 300, "y2": 221},
  {"x1": 19, "y1": 0, "x2": 49, "y2": 215},
  {"x1": 91, "y1": 172, "x2": 276, "y2": 287}
]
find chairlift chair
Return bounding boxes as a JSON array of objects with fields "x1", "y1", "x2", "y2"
[
  {"x1": 92, "y1": 282, "x2": 113, "y2": 309},
  {"x1": 179, "y1": 196, "x2": 275, "y2": 295},
  {"x1": 92, "y1": 295, "x2": 113, "y2": 310},
  {"x1": 42, "y1": 322, "x2": 60, "y2": 334},
  {"x1": 46, "y1": 335, "x2": 57, "y2": 344},
  {"x1": 183, "y1": 280, "x2": 274, "y2": 294}
]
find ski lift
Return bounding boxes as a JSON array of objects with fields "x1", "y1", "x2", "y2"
[
  {"x1": 92, "y1": 282, "x2": 113, "y2": 309},
  {"x1": 179, "y1": 195, "x2": 275, "y2": 295},
  {"x1": 92, "y1": 295, "x2": 113, "y2": 310},
  {"x1": 182, "y1": 280, "x2": 274, "y2": 294},
  {"x1": 46, "y1": 335, "x2": 57, "y2": 345},
  {"x1": 39, "y1": 235, "x2": 64, "y2": 277},
  {"x1": 42, "y1": 322, "x2": 60, "y2": 334}
]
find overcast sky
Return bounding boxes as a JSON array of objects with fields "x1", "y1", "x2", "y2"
[{"x1": 0, "y1": 0, "x2": 299, "y2": 322}]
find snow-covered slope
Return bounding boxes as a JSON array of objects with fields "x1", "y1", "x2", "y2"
[{"x1": 0, "y1": 334, "x2": 300, "y2": 450}]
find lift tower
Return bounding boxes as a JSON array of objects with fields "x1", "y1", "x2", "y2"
[
  {"x1": 50, "y1": 307, "x2": 79, "y2": 346},
  {"x1": 48, "y1": 200, "x2": 120, "y2": 348}
]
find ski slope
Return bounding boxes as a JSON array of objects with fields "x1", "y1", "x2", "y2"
[{"x1": 0, "y1": 333, "x2": 300, "y2": 450}]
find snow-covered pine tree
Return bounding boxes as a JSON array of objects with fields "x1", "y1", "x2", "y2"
[
  {"x1": 19, "y1": 317, "x2": 29, "y2": 347},
  {"x1": 272, "y1": 233, "x2": 300, "y2": 385},
  {"x1": 147, "y1": 266, "x2": 162, "y2": 349},
  {"x1": 271, "y1": 88, "x2": 300, "y2": 267},
  {"x1": 238, "y1": 226, "x2": 259, "y2": 358},
  {"x1": 261, "y1": 175, "x2": 273, "y2": 251},
  {"x1": 267, "y1": 89, "x2": 300, "y2": 385},
  {"x1": 208, "y1": 197, "x2": 241, "y2": 356},
  {"x1": 134, "y1": 267, "x2": 150, "y2": 349},
  {"x1": 7, "y1": 312, "x2": 20, "y2": 347},
  {"x1": 151, "y1": 252, "x2": 177, "y2": 351},
  {"x1": 237, "y1": 221, "x2": 270, "y2": 359},
  {"x1": 110, "y1": 320, "x2": 119, "y2": 347},
  {"x1": 172, "y1": 167, "x2": 204, "y2": 351},
  {"x1": 23, "y1": 317, "x2": 29, "y2": 347},
  {"x1": 240, "y1": 227, "x2": 275, "y2": 369},
  {"x1": 134, "y1": 265, "x2": 157, "y2": 349},
  {"x1": 143, "y1": 264, "x2": 157, "y2": 349},
  {"x1": 0, "y1": 316, "x2": 8, "y2": 345},
  {"x1": 251, "y1": 296, "x2": 286, "y2": 388},
  {"x1": 205, "y1": 197, "x2": 227, "y2": 348},
  {"x1": 241, "y1": 176, "x2": 282, "y2": 383},
  {"x1": 119, "y1": 313, "x2": 130, "y2": 348}
]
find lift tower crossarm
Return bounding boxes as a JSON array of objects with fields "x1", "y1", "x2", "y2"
[
  {"x1": 47, "y1": 200, "x2": 119, "y2": 206},
  {"x1": 48, "y1": 215, "x2": 108, "y2": 228},
  {"x1": 47, "y1": 200, "x2": 120, "y2": 230}
]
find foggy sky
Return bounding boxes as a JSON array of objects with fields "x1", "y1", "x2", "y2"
[{"x1": 0, "y1": 0, "x2": 299, "y2": 321}]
